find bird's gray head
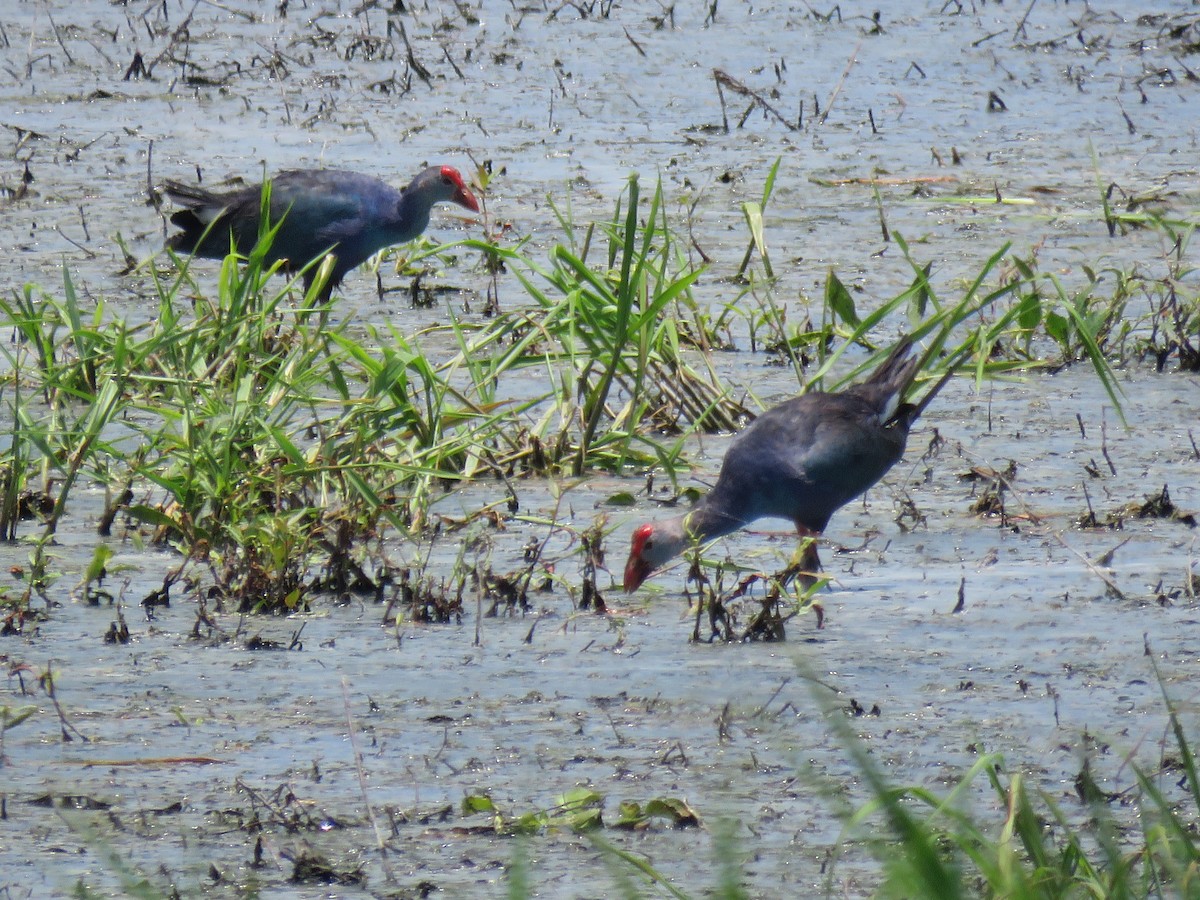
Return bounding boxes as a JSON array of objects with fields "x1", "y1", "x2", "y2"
[
  {"x1": 412, "y1": 165, "x2": 480, "y2": 213},
  {"x1": 624, "y1": 518, "x2": 690, "y2": 592}
]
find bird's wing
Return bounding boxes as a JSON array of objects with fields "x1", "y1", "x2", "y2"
[{"x1": 715, "y1": 393, "x2": 906, "y2": 530}]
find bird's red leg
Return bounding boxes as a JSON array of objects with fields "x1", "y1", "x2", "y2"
[
  {"x1": 794, "y1": 523, "x2": 821, "y2": 589},
  {"x1": 794, "y1": 523, "x2": 825, "y2": 628}
]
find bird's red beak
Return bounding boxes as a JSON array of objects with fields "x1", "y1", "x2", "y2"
[
  {"x1": 624, "y1": 553, "x2": 652, "y2": 593},
  {"x1": 439, "y1": 165, "x2": 481, "y2": 213},
  {"x1": 454, "y1": 184, "x2": 480, "y2": 213}
]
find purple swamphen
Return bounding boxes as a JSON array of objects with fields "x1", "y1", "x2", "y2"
[
  {"x1": 164, "y1": 165, "x2": 480, "y2": 298},
  {"x1": 624, "y1": 337, "x2": 954, "y2": 592}
]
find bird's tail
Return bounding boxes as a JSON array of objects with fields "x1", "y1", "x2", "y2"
[
  {"x1": 850, "y1": 337, "x2": 921, "y2": 422},
  {"x1": 162, "y1": 180, "x2": 219, "y2": 209},
  {"x1": 849, "y1": 335, "x2": 973, "y2": 430},
  {"x1": 886, "y1": 365, "x2": 952, "y2": 430},
  {"x1": 864, "y1": 336, "x2": 920, "y2": 393},
  {"x1": 882, "y1": 338, "x2": 974, "y2": 430},
  {"x1": 162, "y1": 181, "x2": 228, "y2": 254}
]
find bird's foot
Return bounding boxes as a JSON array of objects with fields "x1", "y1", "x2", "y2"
[{"x1": 773, "y1": 561, "x2": 823, "y2": 592}]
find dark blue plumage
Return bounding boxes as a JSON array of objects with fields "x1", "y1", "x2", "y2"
[
  {"x1": 625, "y1": 338, "x2": 946, "y2": 591},
  {"x1": 164, "y1": 165, "x2": 479, "y2": 298}
]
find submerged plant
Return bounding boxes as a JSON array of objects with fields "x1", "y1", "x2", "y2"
[
  {"x1": 0, "y1": 164, "x2": 1181, "y2": 623},
  {"x1": 816, "y1": 646, "x2": 1200, "y2": 898},
  {"x1": 449, "y1": 173, "x2": 751, "y2": 479}
]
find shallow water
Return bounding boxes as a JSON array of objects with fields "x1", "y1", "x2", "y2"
[{"x1": 3, "y1": 2, "x2": 1200, "y2": 897}]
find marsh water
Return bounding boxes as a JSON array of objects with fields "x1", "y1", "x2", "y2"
[{"x1": 2, "y1": 1, "x2": 1200, "y2": 897}]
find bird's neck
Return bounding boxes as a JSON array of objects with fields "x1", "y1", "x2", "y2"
[
  {"x1": 393, "y1": 192, "x2": 434, "y2": 242},
  {"x1": 683, "y1": 501, "x2": 746, "y2": 544}
]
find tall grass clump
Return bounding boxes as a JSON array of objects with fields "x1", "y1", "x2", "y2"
[
  {"x1": 5, "y1": 164, "x2": 1186, "y2": 621},
  {"x1": 816, "y1": 649, "x2": 1200, "y2": 898},
  {"x1": 1079, "y1": 201, "x2": 1200, "y2": 373},
  {"x1": 444, "y1": 174, "x2": 751, "y2": 477},
  {"x1": 734, "y1": 167, "x2": 1128, "y2": 415},
  {"x1": 134, "y1": 235, "x2": 511, "y2": 610},
  {"x1": 1, "y1": 173, "x2": 751, "y2": 616},
  {"x1": 0, "y1": 270, "x2": 136, "y2": 604},
  {"x1": 0, "y1": 230, "x2": 459, "y2": 614}
]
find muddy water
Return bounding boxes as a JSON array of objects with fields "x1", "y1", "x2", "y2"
[{"x1": 3, "y1": 2, "x2": 1200, "y2": 897}]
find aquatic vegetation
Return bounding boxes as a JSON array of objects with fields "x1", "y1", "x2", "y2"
[
  {"x1": 451, "y1": 173, "x2": 751, "y2": 478},
  {"x1": 2, "y1": 168, "x2": 1198, "y2": 628},
  {"x1": 463, "y1": 786, "x2": 700, "y2": 838},
  {"x1": 819, "y1": 650, "x2": 1200, "y2": 899},
  {"x1": 5, "y1": 2, "x2": 1200, "y2": 897},
  {"x1": 483, "y1": 654, "x2": 1200, "y2": 897},
  {"x1": 1, "y1": 143, "x2": 1196, "y2": 900}
]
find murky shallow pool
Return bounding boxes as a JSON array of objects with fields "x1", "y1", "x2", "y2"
[{"x1": 2, "y1": 2, "x2": 1200, "y2": 896}]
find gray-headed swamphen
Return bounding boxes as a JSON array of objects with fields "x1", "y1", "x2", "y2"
[
  {"x1": 624, "y1": 337, "x2": 954, "y2": 591},
  {"x1": 164, "y1": 165, "x2": 479, "y2": 299}
]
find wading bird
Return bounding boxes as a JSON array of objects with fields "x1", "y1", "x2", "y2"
[
  {"x1": 164, "y1": 165, "x2": 480, "y2": 299},
  {"x1": 624, "y1": 337, "x2": 954, "y2": 592}
]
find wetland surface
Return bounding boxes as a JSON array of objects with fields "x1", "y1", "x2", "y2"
[{"x1": 2, "y1": 2, "x2": 1200, "y2": 897}]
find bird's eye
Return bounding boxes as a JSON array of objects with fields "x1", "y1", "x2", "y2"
[{"x1": 643, "y1": 539, "x2": 654, "y2": 550}]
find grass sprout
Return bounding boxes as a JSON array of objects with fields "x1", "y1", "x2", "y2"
[{"x1": 4, "y1": 169, "x2": 1197, "y2": 618}]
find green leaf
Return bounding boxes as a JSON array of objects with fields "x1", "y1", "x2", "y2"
[
  {"x1": 1, "y1": 705, "x2": 38, "y2": 732},
  {"x1": 1015, "y1": 293, "x2": 1042, "y2": 331},
  {"x1": 644, "y1": 797, "x2": 701, "y2": 827},
  {"x1": 84, "y1": 545, "x2": 114, "y2": 584},
  {"x1": 1044, "y1": 311, "x2": 1070, "y2": 349},
  {"x1": 605, "y1": 492, "x2": 638, "y2": 507},
  {"x1": 510, "y1": 811, "x2": 544, "y2": 835},
  {"x1": 461, "y1": 794, "x2": 496, "y2": 815},
  {"x1": 613, "y1": 800, "x2": 644, "y2": 828},
  {"x1": 824, "y1": 270, "x2": 860, "y2": 326}
]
